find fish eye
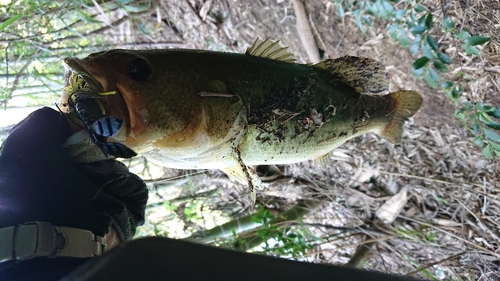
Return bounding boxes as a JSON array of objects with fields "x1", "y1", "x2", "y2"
[{"x1": 128, "y1": 58, "x2": 152, "y2": 81}]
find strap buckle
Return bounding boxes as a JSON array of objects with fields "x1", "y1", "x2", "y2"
[
  {"x1": 55, "y1": 226, "x2": 106, "y2": 258},
  {"x1": 0, "y1": 222, "x2": 106, "y2": 265}
]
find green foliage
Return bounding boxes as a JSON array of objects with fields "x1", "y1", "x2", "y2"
[
  {"x1": 333, "y1": 0, "x2": 499, "y2": 159},
  {"x1": 394, "y1": 227, "x2": 437, "y2": 243},
  {"x1": 240, "y1": 206, "x2": 315, "y2": 258},
  {"x1": 455, "y1": 102, "x2": 500, "y2": 159},
  {"x1": 152, "y1": 223, "x2": 170, "y2": 237},
  {"x1": 252, "y1": 206, "x2": 313, "y2": 258},
  {"x1": 0, "y1": 0, "x2": 150, "y2": 108},
  {"x1": 0, "y1": 14, "x2": 23, "y2": 31},
  {"x1": 184, "y1": 199, "x2": 202, "y2": 223}
]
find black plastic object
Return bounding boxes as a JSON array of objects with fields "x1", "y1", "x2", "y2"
[{"x1": 62, "y1": 236, "x2": 420, "y2": 281}]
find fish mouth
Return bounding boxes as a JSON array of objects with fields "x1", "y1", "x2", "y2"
[
  {"x1": 63, "y1": 58, "x2": 106, "y2": 94},
  {"x1": 62, "y1": 57, "x2": 130, "y2": 139}
]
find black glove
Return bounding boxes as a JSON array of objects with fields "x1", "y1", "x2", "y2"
[{"x1": 0, "y1": 107, "x2": 148, "y2": 241}]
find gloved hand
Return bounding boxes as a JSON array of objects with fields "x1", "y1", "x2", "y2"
[{"x1": 0, "y1": 107, "x2": 148, "y2": 241}]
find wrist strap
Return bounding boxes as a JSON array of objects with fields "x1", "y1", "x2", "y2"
[{"x1": 0, "y1": 221, "x2": 106, "y2": 266}]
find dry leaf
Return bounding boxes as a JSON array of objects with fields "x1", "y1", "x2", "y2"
[{"x1": 376, "y1": 186, "x2": 409, "y2": 224}]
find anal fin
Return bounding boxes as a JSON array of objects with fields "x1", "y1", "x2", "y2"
[{"x1": 314, "y1": 152, "x2": 331, "y2": 168}]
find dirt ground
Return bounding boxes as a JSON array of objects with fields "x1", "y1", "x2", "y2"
[{"x1": 95, "y1": 0, "x2": 500, "y2": 279}]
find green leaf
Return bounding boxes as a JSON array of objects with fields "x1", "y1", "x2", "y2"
[
  {"x1": 410, "y1": 25, "x2": 427, "y2": 35},
  {"x1": 412, "y1": 57, "x2": 429, "y2": 70},
  {"x1": 382, "y1": 0, "x2": 394, "y2": 13},
  {"x1": 417, "y1": 14, "x2": 426, "y2": 26},
  {"x1": 363, "y1": 15, "x2": 373, "y2": 26},
  {"x1": 410, "y1": 42, "x2": 420, "y2": 54},
  {"x1": 482, "y1": 145, "x2": 493, "y2": 160},
  {"x1": 389, "y1": 29, "x2": 399, "y2": 40},
  {"x1": 337, "y1": 4, "x2": 345, "y2": 18},
  {"x1": 409, "y1": 10, "x2": 416, "y2": 22},
  {"x1": 433, "y1": 61, "x2": 449, "y2": 72},
  {"x1": 138, "y1": 24, "x2": 151, "y2": 35},
  {"x1": 123, "y1": 2, "x2": 152, "y2": 13},
  {"x1": 457, "y1": 30, "x2": 470, "y2": 40},
  {"x1": 424, "y1": 71, "x2": 438, "y2": 88},
  {"x1": 427, "y1": 35, "x2": 439, "y2": 51},
  {"x1": 395, "y1": 9, "x2": 406, "y2": 19},
  {"x1": 478, "y1": 112, "x2": 500, "y2": 130},
  {"x1": 77, "y1": 10, "x2": 102, "y2": 23},
  {"x1": 476, "y1": 102, "x2": 488, "y2": 112},
  {"x1": 483, "y1": 121, "x2": 500, "y2": 130},
  {"x1": 441, "y1": 81, "x2": 453, "y2": 88},
  {"x1": 0, "y1": 14, "x2": 23, "y2": 31},
  {"x1": 353, "y1": 10, "x2": 366, "y2": 33},
  {"x1": 491, "y1": 107, "x2": 500, "y2": 118},
  {"x1": 471, "y1": 120, "x2": 480, "y2": 135},
  {"x1": 473, "y1": 136, "x2": 484, "y2": 147},
  {"x1": 466, "y1": 35, "x2": 491, "y2": 46},
  {"x1": 443, "y1": 17, "x2": 454, "y2": 30},
  {"x1": 489, "y1": 141, "x2": 500, "y2": 151},
  {"x1": 478, "y1": 111, "x2": 494, "y2": 123},
  {"x1": 425, "y1": 13, "x2": 433, "y2": 30},
  {"x1": 455, "y1": 109, "x2": 466, "y2": 121},
  {"x1": 438, "y1": 52, "x2": 452, "y2": 64},
  {"x1": 483, "y1": 128, "x2": 500, "y2": 142},
  {"x1": 428, "y1": 67, "x2": 440, "y2": 82},
  {"x1": 482, "y1": 105, "x2": 495, "y2": 113},
  {"x1": 463, "y1": 44, "x2": 480, "y2": 56},
  {"x1": 421, "y1": 43, "x2": 436, "y2": 59},
  {"x1": 413, "y1": 67, "x2": 425, "y2": 78},
  {"x1": 414, "y1": 4, "x2": 426, "y2": 13},
  {"x1": 398, "y1": 29, "x2": 410, "y2": 46},
  {"x1": 388, "y1": 24, "x2": 398, "y2": 34}
]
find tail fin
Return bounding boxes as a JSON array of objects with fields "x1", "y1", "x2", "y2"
[{"x1": 381, "y1": 91, "x2": 423, "y2": 143}]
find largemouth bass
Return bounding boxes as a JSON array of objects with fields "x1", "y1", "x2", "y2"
[{"x1": 62, "y1": 38, "x2": 422, "y2": 202}]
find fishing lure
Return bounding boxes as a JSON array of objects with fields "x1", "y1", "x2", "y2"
[{"x1": 65, "y1": 74, "x2": 137, "y2": 159}]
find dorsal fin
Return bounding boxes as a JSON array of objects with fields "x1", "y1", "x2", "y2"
[
  {"x1": 246, "y1": 37, "x2": 296, "y2": 63},
  {"x1": 314, "y1": 56, "x2": 389, "y2": 94}
]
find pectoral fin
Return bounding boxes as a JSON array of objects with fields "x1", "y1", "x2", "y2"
[
  {"x1": 221, "y1": 165, "x2": 262, "y2": 205},
  {"x1": 314, "y1": 56, "x2": 389, "y2": 94},
  {"x1": 198, "y1": 88, "x2": 245, "y2": 141},
  {"x1": 221, "y1": 148, "x2": 263, "y2": 205}
]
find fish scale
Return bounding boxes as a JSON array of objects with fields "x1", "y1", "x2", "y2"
[{"x1": 62, "y1": 38, "x2": 423, "y2": 203}]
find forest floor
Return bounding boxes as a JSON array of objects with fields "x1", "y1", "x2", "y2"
[{"x1": 66, "y1": 0, "x2": 500, "y2": 280}]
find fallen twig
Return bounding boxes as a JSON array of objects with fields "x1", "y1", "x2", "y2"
[{"x1": 291, "y1": 0, "x2": 320, "y2": 63}]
